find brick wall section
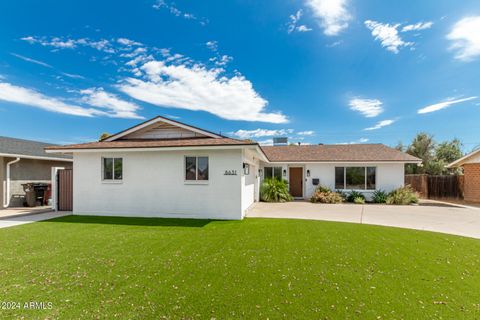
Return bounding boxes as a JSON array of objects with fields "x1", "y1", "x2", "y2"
[{"x1": 464, "y1": 163, "x2": 480, "y2": 203}]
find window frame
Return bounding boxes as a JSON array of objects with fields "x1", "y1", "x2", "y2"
[
  {"x1": 334, "y1": 166, "x2": 376, "y2": 190},
  {"x1": 184, "y1": 156, "x2": 209, "y2": 183},
  {"x1": 102, "y1": 157, "x2": 123, "y2": 183},
  {"x1": 263, "y1": 166, "x2": 283, "y2": 180}
]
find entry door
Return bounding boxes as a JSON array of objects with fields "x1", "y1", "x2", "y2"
[{"x1": 289, "y1": 167, "x2": 303, "y2": 198}]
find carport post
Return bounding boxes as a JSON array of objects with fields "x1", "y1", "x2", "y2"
[{"x1": 51, "y1": 167, "x2": 64, "y2": 211}]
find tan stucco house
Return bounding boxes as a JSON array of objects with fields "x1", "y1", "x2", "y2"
[{"x1": 1, "y1": 136, "x2": 72, "y2": 208}]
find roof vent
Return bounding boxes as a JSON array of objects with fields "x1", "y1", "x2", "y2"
[{"x1": 273, "y1": 137, "x2": 288, "y2": 146}]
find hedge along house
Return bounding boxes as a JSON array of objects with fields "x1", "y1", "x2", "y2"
[
  {"x1": 447, "y1": 149, "x2": 480, "y2": 203},
  {"x1": 46, "y1": 116, "x2": 421, "y2": 219},
  {"x1": 1, "y1": 136, "x2": 72, "y2": 208}
]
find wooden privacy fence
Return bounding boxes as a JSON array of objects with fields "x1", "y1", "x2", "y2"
[
  {"x1": 57, "y1": 169, "x2": 73, "y2": 211},
  {"x1": 405, "y1": 174, "x2": 464, "y2": 199}
]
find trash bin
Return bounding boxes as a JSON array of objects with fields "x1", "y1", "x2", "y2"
[
  {"x1": 22, "y1": 183, "x2": 49, "y2": 207},
  {"x1": 22, "y1": 183, "x2": 36, "y2": 207}
]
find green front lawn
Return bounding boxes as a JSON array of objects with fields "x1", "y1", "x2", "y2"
[{"x1": 0, "y1": 216, "x2": 479, "y2": 319}]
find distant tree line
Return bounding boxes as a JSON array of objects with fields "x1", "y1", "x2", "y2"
[{"x1": 396, "y1": 133, "x2": 463, "y2": 175}]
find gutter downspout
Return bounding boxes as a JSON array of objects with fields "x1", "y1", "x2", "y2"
[{"x1": 3, "y1": 157, "x2": 20, "y2": 208}]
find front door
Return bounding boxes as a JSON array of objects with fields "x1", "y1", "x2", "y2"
[{"x1": 289, "y1": 167, "x2": 303, "y2": 198}]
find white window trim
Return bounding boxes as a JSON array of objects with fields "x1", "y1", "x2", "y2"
[
  {"x1": 335, "y1": 166, "x2": 376, "y2": 191},
  {"x1": 263, "y1": 166, "x2": 283, "y2": 180},
  {"x1": 102, "y1": 157, "x2": 123, "y2": 184},
  {"x1": 184, "y1": 156, "x2": 209, "y2": 184}
]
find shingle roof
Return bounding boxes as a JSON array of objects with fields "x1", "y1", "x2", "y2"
[
  {"x1": 0, "y1": 136, "x2": 72, "y2": 160},
  {"x1": 261, "y1": 144, "x2": 421, "y2": 162},
  {"x1": 45, "y1": 137, "x2": 257, "y2": 151}
]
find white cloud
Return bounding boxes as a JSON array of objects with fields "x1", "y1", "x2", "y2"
[
  {"x1": 447, "y1": 16, "x2": 480, "y2": 61},
  {"x1": 417, "y1": 96, "x2": 477, "y2": 114},
  {"x1": 117, "y1": 38, "x2": 142, "y2": 46},
  {"x1": 298, "y1": 130, "x2": 315, "y2": 136},
  {"x1": 80, "y1": 87, "x2": 144, "y2": 119},
  {"x1": 60, "y1": 72, "x2": 85, "y2": 79},
  {"x1": 287, "y1": 9, "x2": 312, "y2": 34},
  {"x1": 118, "y1": 60, "x2": 288, "y2": 123},
  {"x1": 0, "y1": 82, "x2": 102, "y2": 117},
  {"x1": 305, "y1": 0, "x2": 351, "y2": 36},
  {"x1": 206, "y1": 41, "x2": 218, "y2": 52},
  {"x1": 401, "y1": 21, "x2": 433, "y2": 32},
  {"x1": 349, "y1": 98, "x2": 383, "y2": 117},
  {"x1": 338, "y1": 137, "x2": 369, "y2": 145},
  {"x1": 231, "y1": 128, "x2": 294, "y2": 139},
  {"x1": 10, "y1": 53, "x2": 52, "y2": 68},
  {"x1": 21, "y1": 36, "x2": 116, "y2": 53},
  {"x1": 365, "y1": 20, "x2": 412, "y2": 53},
  {"x1": 152, "y1": 0, "x2": 207, "y2": 25},
  {"x1": 364, "y1": 119, "x2": 395, "y2": 131}
]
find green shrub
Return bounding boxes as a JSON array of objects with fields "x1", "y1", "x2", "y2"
[
  {"x1": 372, "y1": 190, "x2": 388, "y2": 204},
  {"x1": 310, "y1": 186, "x2": 343, "y2": 204},
  {"x1": 260, "y1": 178, "x2": 293, "y2": 202},
  {"x1": 316, "y1": 185, "x2": 332, "y2": 193},
  {"x1": 386, "y1": 185, "x2": 419, "y2": 205},
  {"x1": 346, "y1": 190, "x2": 365, "y2": 203},
  {"x1": 353, "y1": 196, "x2": 365, "y2": 204}
]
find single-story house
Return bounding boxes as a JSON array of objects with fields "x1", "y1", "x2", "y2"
[
  {"x1": 46, "y1": 116, "x2": 421, "y2": 219},
  {"x1": 447, "y1": 149, "x2": 480, "y2": 203},
  {"x1": 1, "y1": 136, "x2": 72, "y2": 208}
]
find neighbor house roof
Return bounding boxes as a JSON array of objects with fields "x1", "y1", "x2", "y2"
[
  {"x1": 261, "y1": 144, "x2": 421, "y2": 163},
  {"x1": 0, "y1": 136, "x2": 72, "y2": 161},
  {"x1": 447, "y1": 148, "x2": 480, "y2": 168},
  {"x1": 45, "y1": 137, "x2": 257, "y2": 151}
]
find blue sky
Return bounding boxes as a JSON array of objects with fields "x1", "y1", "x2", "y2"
[{"x1": 0, "y1": 0, "x2": 479, "y2": 150}]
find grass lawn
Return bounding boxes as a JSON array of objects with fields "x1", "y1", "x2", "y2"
[{"x1": 0, "y1": 216, "x2": 479, "y2": 319}]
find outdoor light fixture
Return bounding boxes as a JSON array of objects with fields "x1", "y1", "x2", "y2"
[
  {"x1": 306, "y1": 169, "x2": 310, "y2": 177},
  {"x1": 243, "y1": 163, "x2": 250, "y2": 175},
  {"x1": 259, "y1": 169, "x2": 263, "y2": 176},
  {"x1": 283, "y1": 169, "x2": 287, "y2": 176}
]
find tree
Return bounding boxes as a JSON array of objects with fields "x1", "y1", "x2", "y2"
[
  {"x1": 436, "y1": 139, "x2": 463, "y2": 164},
  {"x1": 403, "y1": 133, "x2": 464, "y2": 175},
  {"x1": 405, "y1": 133, "x2": 435, "y2": 174},
  {"x1": 99, "y1": 132, "x2": 111, "y2": 141}
]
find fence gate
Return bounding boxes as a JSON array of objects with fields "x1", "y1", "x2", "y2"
[{"x1": 57, "y1": 169, "x2": 73, "y2": 211}]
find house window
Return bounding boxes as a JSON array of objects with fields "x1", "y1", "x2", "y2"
[
  {"x1": 334, "y1": 167, "x2": 376, "y2": 190},
  {"x1": 103, "y1": 158, "x2": 123, "y2": 181},
  {"x1": 185, "y1": 156, "x2": 209, "y2": 181},
  {"x1": 264, "y1": 166, "x2": 282, "y2": 180}
]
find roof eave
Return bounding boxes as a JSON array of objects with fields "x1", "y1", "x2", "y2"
[{"x1": 45, "y1": 144, "x2": 258, "y2": 153}]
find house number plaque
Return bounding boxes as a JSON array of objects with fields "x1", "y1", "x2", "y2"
[{"x1": 224, "y1": 170, "x2": 238, "y2": 175}]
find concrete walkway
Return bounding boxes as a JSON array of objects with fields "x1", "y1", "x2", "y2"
[
  {"x1": 0, "y1": 211, "x2": 71, "y2": 229},
  {"x1": 247, "y1": 200, "x2": 480, "y2": 239}
]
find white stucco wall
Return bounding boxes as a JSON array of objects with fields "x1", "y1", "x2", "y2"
[
  {"x1": 260, "y1": 162, "x2": 405, "y2": 199},
  {"x1": 241, "y1": 149, "x2": 260, "y2": 213},
  {"x1": 73, "y1": 149, "x2": 244, "y2": 219}
]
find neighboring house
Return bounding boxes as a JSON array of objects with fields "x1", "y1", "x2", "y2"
[
  {"x1": 447, "y1": 149, "x2": 480, "y2": 203},
  {"x1": 46, "y1": 116, "x2": 421, "y2": 219},
  {"x1": 1, "y1": 136, "x2": 73, "y2": 208}
]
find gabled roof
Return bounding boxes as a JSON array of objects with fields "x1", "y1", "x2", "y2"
[
  {"x1": 103, "y1": 116, "x2": 224, "y2": 141},
  {"x1": 447, "y1": 148, "x2": 480, "y2": 168},
  {"x1": 261, "y1": 144, "x2": 421, "y2": 163},
  {"x1": 0, "y1": 136, "x2": 72, "y2": 161}
]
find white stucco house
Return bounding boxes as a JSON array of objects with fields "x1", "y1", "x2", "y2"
[{"x1": 46, "y1": 116, "x2": 421, "y2": 220}]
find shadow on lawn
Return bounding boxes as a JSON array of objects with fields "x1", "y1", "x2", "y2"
[{"x1": 41, "y1": 215, "x2": 212, "y2": 228}]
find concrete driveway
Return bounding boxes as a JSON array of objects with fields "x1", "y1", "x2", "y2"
[
  {"x1": 0, "y1": 211, "x2": 71, "y2": 229},
  {"x1": 247, "y1": 200, "x2": 480, "y2": 239}
]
